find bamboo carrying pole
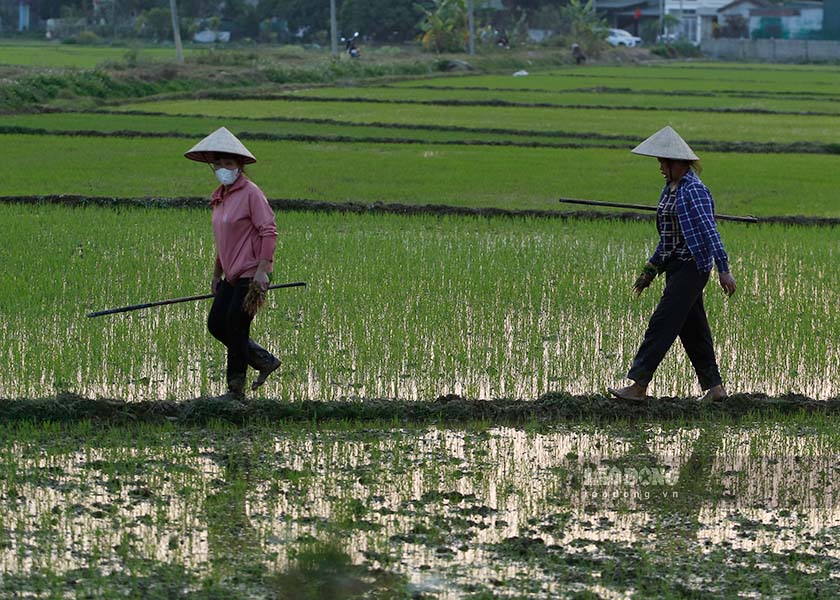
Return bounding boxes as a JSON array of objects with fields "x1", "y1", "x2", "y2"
[
  {"x1": 87, "y1": 282, "x2": 306, "y2": 318},
  {"x1": 557, "y1": 198, "x2": 758, "y2": 224}
]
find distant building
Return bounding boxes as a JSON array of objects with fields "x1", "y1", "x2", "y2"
[
  {"x1": 594, "y1": 0, "x2": 658, "y2": 38},
  {"x1": 718, "y1": 0, "x2": 771, "y2": 20},
  {"x1": 749, "y1": 1, "x2": 823, "y2": 39},
  {"x1": 659, "y1": 0, "x2": 824, "y2": 43},
  {"x1": 0, "y1": 0, "x2": 45, "y2": 32},
  {"x1": 663, "y1": 0, "x2": 734, "y2": 43},
  {"x1": 716, "y1": 0, "x2": 770, "y2": 39}
]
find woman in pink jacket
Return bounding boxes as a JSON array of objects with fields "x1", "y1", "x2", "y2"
[{"x1": 185, "y1": 127, "x2": 280, "y2": 397}]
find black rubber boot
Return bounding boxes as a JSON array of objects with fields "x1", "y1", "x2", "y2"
[
  {"x1": 227, "y1": 375, "x2": 246, "y2": 400},
  {"x1": 248, "y1": 340, "x2": 281, "y2": 391}
]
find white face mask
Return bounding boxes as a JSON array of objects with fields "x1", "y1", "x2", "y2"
[{"x1": 215, "y1": 167, "x2": 240, "y2": 186}]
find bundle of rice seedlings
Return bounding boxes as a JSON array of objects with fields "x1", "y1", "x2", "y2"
[{"x1": 243, "y1": 280, "x2": 266, "y2": 317}]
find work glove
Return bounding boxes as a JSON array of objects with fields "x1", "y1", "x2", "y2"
[{"x1": 633, "y1": 264, "x2": 659, "y2": 297}]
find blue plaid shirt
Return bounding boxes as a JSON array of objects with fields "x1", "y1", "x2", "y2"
[
  {"x1": 648, "y1": 170, "x2": 730, "y2": 274},
  {"x1": 656, "y1": 187, "x2": 693, "y2": 263}
]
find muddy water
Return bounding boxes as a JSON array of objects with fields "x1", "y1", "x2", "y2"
[{"x1": 2, "y1": 422, "x2": 840, "y2": 598}]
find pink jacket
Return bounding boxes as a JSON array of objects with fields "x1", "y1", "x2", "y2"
[{"x1": 211, "y1": 175, "x2": 277, "y2": 281}]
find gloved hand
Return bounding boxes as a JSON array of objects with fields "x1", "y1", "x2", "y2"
[
  {"x1": 633, "y1": 263, "x2": 659, "y2": 297},
  {"x1": 254, "y1": 270, "x2": 270, "y2": 292}
]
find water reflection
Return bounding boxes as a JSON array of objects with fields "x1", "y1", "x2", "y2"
[{"x1": 2, "y1": 423, "x2": 840, "y2": 597}]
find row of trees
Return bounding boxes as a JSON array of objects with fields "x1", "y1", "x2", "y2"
[
  {"x1": 29, "y1": 0, "x2": 605, "y2": 48},
  {"x1": 419, "y1": 0, "x2": 605, "y2": 53}
]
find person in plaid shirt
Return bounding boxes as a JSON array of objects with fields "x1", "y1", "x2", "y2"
[{"x1": 609, "y1": 126, "x2": 737, "y2": 402}]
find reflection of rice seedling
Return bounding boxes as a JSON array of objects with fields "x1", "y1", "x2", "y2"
[
  {"x1": 269, "y1": 539, "x2": 409, "y2": 600},
  {"x1": 4, "y1": 419, "x2": 840, "y2": 597}
]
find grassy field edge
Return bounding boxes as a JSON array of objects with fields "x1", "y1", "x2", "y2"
[
  {"x1": 3, "y1": 195, "x2": 839, "y2": 226},
  {"x1": 2, "y1": 391, "x2": 838, "y2": 426}
]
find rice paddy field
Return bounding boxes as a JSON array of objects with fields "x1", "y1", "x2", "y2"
[
  {"x1": 1, "y1": 57, "x2": 840, "y2": 598},
  {"x1": 0, "y1": 40, "x2": 199, "y2": 68}
]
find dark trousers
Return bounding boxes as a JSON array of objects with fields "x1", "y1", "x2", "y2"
[
  {"x1": 627, "y1": 258, "x2": 723, "y2": 391},
  {"x1": 207, "y1": 279, "x2": 276, "y2": 391}
]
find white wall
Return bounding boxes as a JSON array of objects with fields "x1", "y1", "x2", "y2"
[
  {"x1": 703, "y1": 38, "x2": 840, "y2": 60},
  {"x1": 749, "y1": 10, "x2": 823, "y2": 38}
]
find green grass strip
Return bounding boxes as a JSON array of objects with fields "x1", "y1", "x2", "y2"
[
  {"x1": 119, "y1": 90, "x2": 840, "y2": 117},
  {"x1": 5, "y1": 133, "x2": 840, "y2": 216},
  {"x1": 7, "y1": 123, "x2": 840, "y2": 156},
  {"x1": 390, "y1": 83, "x2": 840, "y2": 103},
  {"x1": 111, "y1": 98, "x2": 840, "y2": 144},
  {"x1": 3, "y1": 195, "x2": 839, "y2": 226}
]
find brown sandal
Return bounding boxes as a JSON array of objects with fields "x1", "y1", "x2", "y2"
[{"x1": 607, "y1": 386, "x2": 646, "y2": 401}]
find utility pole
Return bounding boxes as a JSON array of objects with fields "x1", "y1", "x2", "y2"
[
  {"x1": 467, "y1": 0, "x2": 475, "y2": 55},
  {"x1": 330, "y1": 0, "x2": 338, "y2": 57},
  {"x1": 169, "y1": 0, "x2": 183, "y2": 64},
  {"x1": 660, "y1": 0, "x2": 665, "y2": 39}
]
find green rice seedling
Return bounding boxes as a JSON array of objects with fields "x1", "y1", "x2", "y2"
[
  {"x1": 0, "y1": 204, "x2": 836, "y2": 402},
  {"x1": 1, "y1": 111, "x2": 593, "y2": 148},
  {"x1": 2, "y1": 60, "x2": 840, "y2": 599},
  {"x1": 287, "y1": 84, "x2": 840, "y2": 115},
  {"x1": 0, "y1": 41, "x2": 200, "y2": 68},
  {"x1": 393, "y1": 63, "x2": 840, "y2": 95},
  {"x1": 5, "y1": 134, "x2": 840, "y2": 216},
  {"x1": 111, "y1": 97, "x2": 840, "y2": 144}
]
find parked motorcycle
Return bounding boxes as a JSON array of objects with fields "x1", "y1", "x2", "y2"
[{"x1": 341, "y1": 32, "x2": 361, "y2": 58}]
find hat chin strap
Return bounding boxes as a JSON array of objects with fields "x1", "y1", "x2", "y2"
[{"x1": 664, "y1": 159, "x2": 691, "y2": 186}]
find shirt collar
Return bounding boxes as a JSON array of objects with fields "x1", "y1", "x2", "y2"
[
  {"x1": 210, "y1": 174, "x2": 249, "y2": 206},
  {"x1": 665, "y1": 168, "x2": 697, "y2": 192}
]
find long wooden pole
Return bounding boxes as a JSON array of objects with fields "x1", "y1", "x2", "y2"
[
  {"x1": 87, "y1": 282, "x2": 306, "y2": 318},
  {"x1": 557, "y1": 197, "x2": 758, "y2": 223}
]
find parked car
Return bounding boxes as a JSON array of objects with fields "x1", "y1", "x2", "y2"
[{"x1": 606, "y1": 28, "x2": 642, "y2": 47}]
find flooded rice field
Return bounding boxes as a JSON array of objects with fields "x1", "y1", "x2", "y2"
[
  {"x1": 1, "y1": 202, "x2": 837, "y2": 597},
  {"x1": 0, "y1": 204, "x2": 838, "y2": 403},
  {"x1": 2, "y1": 418, "x2": 840, "y2": 598},
  {"x1": 4, "y1": 60, "x2": 840, "y2": 600}
]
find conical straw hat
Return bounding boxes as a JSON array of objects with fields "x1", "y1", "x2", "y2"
[
  {"x1": 184, "y1": 127, "x2": 257, "y2": 164},
  {"x1": 631, "y1": 126, "x2": 699, "y2": 161}
]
